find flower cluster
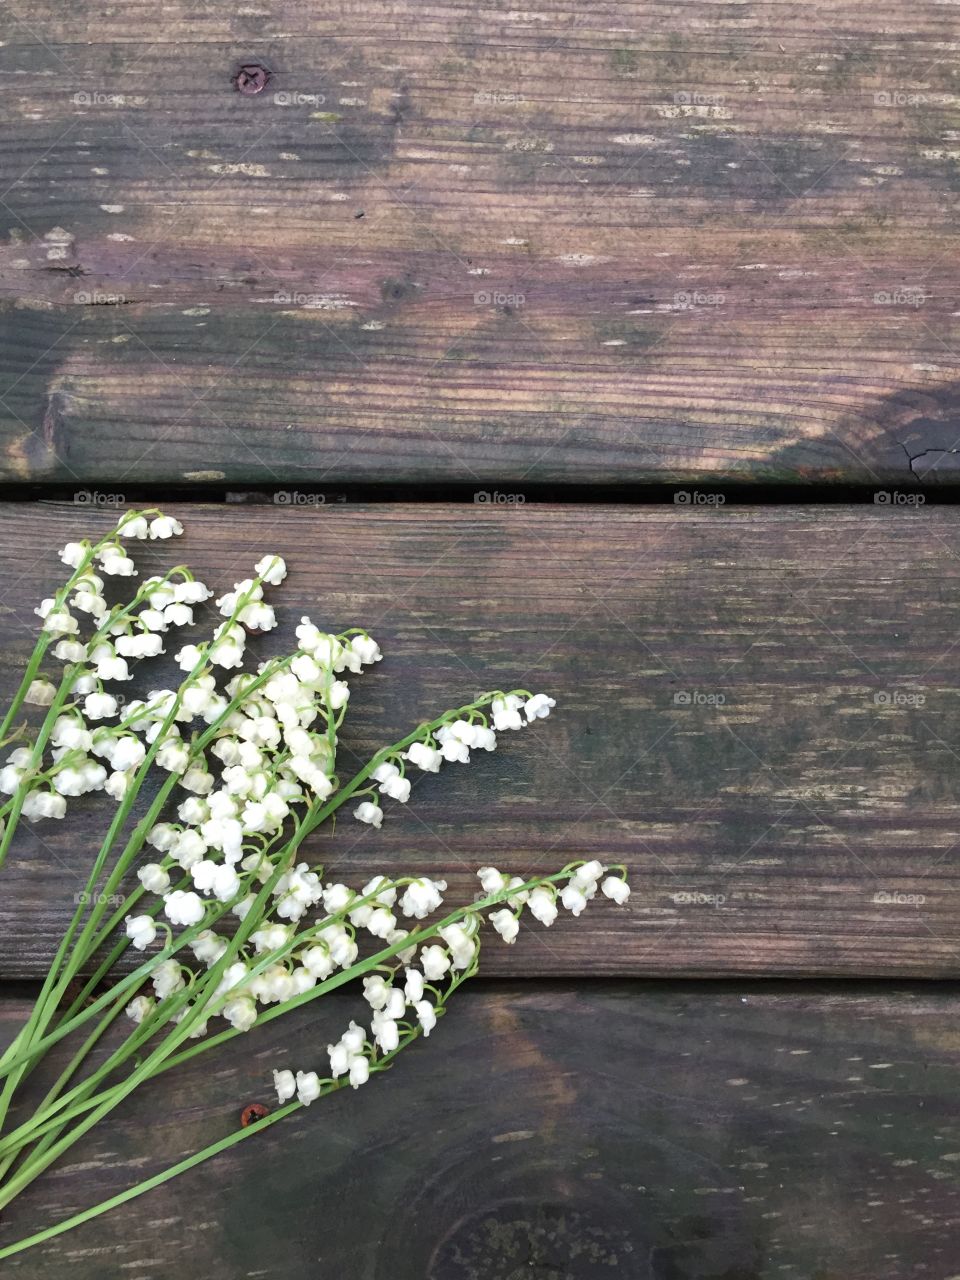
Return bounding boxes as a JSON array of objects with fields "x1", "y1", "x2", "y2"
[
  {"x1": 0, "y1": 508, "x2": 629, "y2": 1263},
  {"x1": 266, "y1": 858, "x2": 629, "y2": 1105},
  {"x1": 126, "y1": 621, "x2": 382, "y2": 951},
  {"x1": 352, "y1": 694, "x2": 556, "y2": 828},
  {"x1": 2, "y1": 513, "x2": 208, "y2": 826}
]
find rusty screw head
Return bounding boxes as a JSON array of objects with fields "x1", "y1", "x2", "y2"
[
  {"x1": 234, "y1": 63, "x2": 271, "y2": 96},
  {"x1": 240, "y1": 1102, "x2": 270, "y2": 1127}
]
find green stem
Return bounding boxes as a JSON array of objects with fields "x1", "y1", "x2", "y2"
[
  {"x1": 0, "y1": 869, "x2": 567, "y2": 1172},
  {"x1": 0, "y1": 987, "x2": 184, "y2": 1166},
  {"x1": 0, "y1": 635, "x2": 51, "y2": 746},
  {"x1": 0, "y1": 667, "x2": 80, "y2": 873},
  {"x1": 9, "y1": 688, "x2": 512, "y2": 1072},
  {"x1": 0, "y1": 968, "x2": 472, "y2": 1262},
  {"x1": 0, "y1": 847, "x2": 306, "y2": 1209},
  {"x1": 0, "y1": 675, "x2": 542, "y2": 1214},
  {"x1": 0, "y1": 990, "x2": 130, "y2": 1183},
  {"x1": 0, "y1": 644, "x2": 301, "y2": 1117},
  {"x1": 0, "y1": 568, "x2": 208, "y2": 1115}
]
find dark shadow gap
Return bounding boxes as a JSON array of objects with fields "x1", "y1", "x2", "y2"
[{"x1": 0, "y1": 480, "x2": 955, "y2": 505}]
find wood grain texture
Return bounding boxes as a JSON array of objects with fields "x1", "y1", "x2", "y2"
[
  {"x1": 1, "y1": 2, "x2": 959, "y2": 486},
  {"x1": 2, "y1": 982, "x2": 960, "y2": 1278},
  {"x1": 0, "y1": 503, "x2": 958, "y2": 977}
]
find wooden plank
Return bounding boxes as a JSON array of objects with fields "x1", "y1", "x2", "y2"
[
  {"x1": 0, "y1": 502, "x2": 958, "y2": 977},
  {"x1": 0, "y1": 2, "x2": 958, "y2": 486},
  {"x1": 2, "y1": 982, "x2": 960, "y2": 1276}
]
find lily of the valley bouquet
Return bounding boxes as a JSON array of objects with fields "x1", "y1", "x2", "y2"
[{"x1": 0, "y1": 509, "x2": 629, "y2": 1258}]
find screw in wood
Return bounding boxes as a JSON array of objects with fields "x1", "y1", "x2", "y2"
[
  {"x1": 240, "y1": 1102, "x2": 270, "y2": 1127},
  {"x1": 233, "y1": 63, "x2": 271, "y2": 96}
]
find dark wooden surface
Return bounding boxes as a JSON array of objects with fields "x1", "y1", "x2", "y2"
[
  {"x1": 1, "y1": 1, "x2": 959, "y2": 486},
  {"x1": 3, "y1": 982, "x2": 960, "y2": 1279},
  {"x1": 1, "y1": 503, "x2": 960, "y2": 977},
  {"x1": 2, "y1": 2, "x2": 960, "y2": 1271}
]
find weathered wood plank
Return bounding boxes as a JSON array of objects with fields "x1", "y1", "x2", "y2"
[
  {"x1": 0, "y1": 503, "x2": 958, "y2": 977},
  {"x1": 2, "y1": 982, "x2": 960, "y2": 1277},
  {"x1": 1, "y1": 2, "x2": 958, "y2": 485}
]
